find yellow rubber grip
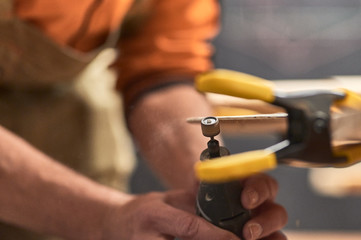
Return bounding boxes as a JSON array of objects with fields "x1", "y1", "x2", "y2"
[
  {"x1": 333, "y1": 144, "x2": 361, "y2": 167},
  {"x1": 332, "y1": 89, "x2": 361, "y2": 166},
  {"x1": 195, "y1": 150, "x2": 277, "y2": 183},
  {"x1": 196, "y1": 69, "x2": 275, "y2": 103},
  {"x1": 334, "y1": 88, "x2": 361, "y2": 111}
]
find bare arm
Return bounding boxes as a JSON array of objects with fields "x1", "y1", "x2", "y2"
[
  {"x1": 127, "y1": 84, "x2": 211, "y2": 190},
  {"x1": 0, "y1": 125, "x2": 131, "y2": 239}
]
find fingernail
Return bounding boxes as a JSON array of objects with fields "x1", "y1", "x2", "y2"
[
  {"x1": 247, "y1": 190, "x2": 259, "y2": 207},
  {"x1": 247, "y1": 223, "x2": 263, "y2": 240}
]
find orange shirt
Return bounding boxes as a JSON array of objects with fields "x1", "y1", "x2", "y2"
[{"x1": 14, "y1": 0, "x2": 220, "y2": 108}]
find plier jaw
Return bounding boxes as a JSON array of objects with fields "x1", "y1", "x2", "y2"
[
  {"x1": 273, "y1": 90, "x2": 347, "y2": 167},
  {"x1": 194, "y1": 69, "x2": 361, "y2": 183}
]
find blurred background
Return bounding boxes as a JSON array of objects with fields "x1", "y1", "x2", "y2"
[{"x1": 130, "y1": 0, "x2": 361, "y2": 233}]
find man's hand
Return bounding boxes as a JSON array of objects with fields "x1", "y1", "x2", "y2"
[
  {"x1": 103, "y1": 173, "x2": 287, "y2": 240},
  {"x1": 241, "y1": 174, "x2": 288, "y2": 240},
  {"x1": 103, "y1": 190, "x2": 239, "y2": 240}
]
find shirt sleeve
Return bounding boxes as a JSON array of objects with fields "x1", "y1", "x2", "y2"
[{"x1": 113, "y1": 0, "x2": 220, "y2": 110}]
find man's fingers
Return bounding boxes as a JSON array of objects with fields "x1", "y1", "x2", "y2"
[
  {"x1": 153, "y1": 204, "x2": 240, "y2": 240},
  {"x1": 164, "y1": 190, "x2": 196, "y2": 213},
  {"x1": 157, "y1": 177, "x2": 285, "y2": 240},
  {"x1": 241, "y1": 173, "x2": 278, "y2": 209},
  {"x1": 261, "y1": 231, "x2": 287, "y2": 240},
  {"x1": 243, "y1": 201, "x2": 288, "y2": 240}
]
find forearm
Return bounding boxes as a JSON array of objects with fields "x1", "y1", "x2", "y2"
[
  {"x1": 127, "y1": 83, "x2": 214, "y2": 190},
  {"x1": 0, "y1": 125, "x2": 132, "y2": 239}
]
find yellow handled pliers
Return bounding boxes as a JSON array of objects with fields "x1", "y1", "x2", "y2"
[{"x1": 195, "y1": 69, "x2": 361, "y2": 183}]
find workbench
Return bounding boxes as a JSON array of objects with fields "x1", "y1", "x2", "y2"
[{"x1": 285, "y1": 231, "x2": 361, "y2": 240}]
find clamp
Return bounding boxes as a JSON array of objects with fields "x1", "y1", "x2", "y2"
[{"x1": 194, "y1": 69, "x2": 361, "y2": 183}]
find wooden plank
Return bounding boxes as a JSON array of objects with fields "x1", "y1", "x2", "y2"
[{"x1": 187, "y1": 113, "x2": 287, "y2": 135}]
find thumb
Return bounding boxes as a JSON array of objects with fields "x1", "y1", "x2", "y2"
[{"x1": 154, "y1": 204, "x2": 240, "y2": 240}]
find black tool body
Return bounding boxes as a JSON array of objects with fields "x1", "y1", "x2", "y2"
[{"x1": 196, "y1": 117, "x2": 251, "y2": 238}]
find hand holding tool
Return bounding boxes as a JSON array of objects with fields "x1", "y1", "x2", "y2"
[{"x1": 194, "y1": 69, "x2": 361, "y2": 183}]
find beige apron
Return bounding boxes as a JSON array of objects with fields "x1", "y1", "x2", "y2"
[{"x1": 0, "y1": 1, "x2": 135, "y2": 239}]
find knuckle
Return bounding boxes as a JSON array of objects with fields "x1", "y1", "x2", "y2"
[
  {"x1": 245, "y1": 174, "x2": 279, "y2": 202},
  {"x1": 176, "y1": 215, "x2": 200, "y2": 238},
  {"x1": 279, "y1": 206, "x2": 288, "y2": 227},
  {"x1": 264, "y1": 231, "x2": 288, "y2": 240},
  {"x1": 261, "y1": 174, "x2": 278, "y2": 200},
  {"x1": 272, "y1": 203, "x2": 288, "y2": 228}
]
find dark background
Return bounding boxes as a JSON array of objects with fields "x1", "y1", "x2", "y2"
[{"x1": 130, "y1": 0, "x2": 361, "y2": 231}]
